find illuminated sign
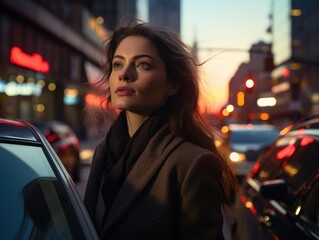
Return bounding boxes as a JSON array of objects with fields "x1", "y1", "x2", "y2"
[
  {"x1": 10, "y1": 46, "x2": 50, "y2": 73},
  {"x1": 0, "y1": 80, "x2": 42, "y2": 96}
]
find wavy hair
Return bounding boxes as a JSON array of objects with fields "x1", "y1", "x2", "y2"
[{"x1": 94, "y1": 18, "x2": 238, "y2": 205}]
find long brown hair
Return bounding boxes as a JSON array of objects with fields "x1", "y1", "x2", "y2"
[{"x1": 94, "y1": 18, "x2": 238, "y2": 205}]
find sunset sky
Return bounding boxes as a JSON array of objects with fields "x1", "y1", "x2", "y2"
[{"x1": 181, "y1": 0, "x2": 271, "y2": 112}]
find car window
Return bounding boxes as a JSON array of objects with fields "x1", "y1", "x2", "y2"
[
  {"x1": 253, "y1": 136, "x2": 294, "y2": 181},
  {"x1": 277, "y1": 136, "x2": 319, "y2": 191},
  {"x1": 253, "y1": 133, "x2": 319, "y2": 192},
  {"x1": 230, "y1": 130, "x2": 279, "y2": 145},
  {"x1": 0, "y1": 143, "x2": 83, "y2": 240}
]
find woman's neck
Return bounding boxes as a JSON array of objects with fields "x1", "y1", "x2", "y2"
[{"x1": 126, "y1": 111, "x2": 149, "y2": 137}]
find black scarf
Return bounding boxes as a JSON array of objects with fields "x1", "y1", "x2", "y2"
[{"x1": 100, "y1": 106, "x2": 168, "y2": 227}]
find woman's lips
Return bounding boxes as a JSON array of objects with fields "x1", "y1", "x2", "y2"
[{"x1": 115, "y1": 87, "x2": 135, "y2": 96}]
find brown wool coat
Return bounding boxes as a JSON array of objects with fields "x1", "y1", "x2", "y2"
[{"x1": 84, "y1": 126, "x2": 225, "y2": 240}]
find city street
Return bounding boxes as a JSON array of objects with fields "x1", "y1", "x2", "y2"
[{"x1": 75, "y1": 137, "x2": 102, "y2": 199}]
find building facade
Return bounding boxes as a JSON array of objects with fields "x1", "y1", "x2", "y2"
[
  {"x1": 0, "y1": 0, "x2": 107, "y2": 138},
  {"x1": 227, "y1": 41, "x2": 272, "y2": 123},
  {"x1": 148, "y1": 0, "x2": 181, "y2": 34},
  {"x1": 269, "y1": 0, "x2": 319, "y2": 122}
]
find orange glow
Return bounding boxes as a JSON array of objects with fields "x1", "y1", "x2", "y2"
[
  {"x1": 240, "y1": 195, "x2": 257, "y2": 215},
  {"x1": 85, "y1": 93, "x2": 106, "y2": 108},
  {"x1": 237, "y1": 91, "x2": 245, "y2": 106},
  {"x1": 260, "y1": 113, "x2": 269, "y2": 121},
  {"x1": 10, "y1": 46, "x2": 50, "y2": 73}
]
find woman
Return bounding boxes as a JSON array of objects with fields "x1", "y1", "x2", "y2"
[{"x1": 84, "y1": 19, "x2": 238, "y2": 240}]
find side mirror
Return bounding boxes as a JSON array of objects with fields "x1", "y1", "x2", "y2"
[{"x1": 259, "y1": 179, "x2": 288, "y2": 202}]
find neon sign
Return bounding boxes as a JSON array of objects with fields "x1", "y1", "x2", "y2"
[{"x1": 10, "y1": 46, "x2": 50, "y2": 73}]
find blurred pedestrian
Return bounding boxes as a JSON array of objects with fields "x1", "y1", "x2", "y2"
[{"x1": 84, "y1": 18, "x2": 238, "y2": 240}]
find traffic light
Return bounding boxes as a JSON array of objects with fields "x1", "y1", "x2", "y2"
[{"x1": 245, "y1": 78, "x2": 254, "y2": 92}]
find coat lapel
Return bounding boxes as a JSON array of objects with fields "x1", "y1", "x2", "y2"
[{"x1": 101, "y1": 126, "x2": 183, "y2": 236}]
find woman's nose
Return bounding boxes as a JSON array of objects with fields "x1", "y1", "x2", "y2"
[{"x1": 119, "y1": 66, "x2": 135, "y2": 82}]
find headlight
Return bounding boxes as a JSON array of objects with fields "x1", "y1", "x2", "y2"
[{"x1": 229, "y1": 151, "x2": 246, "y2": 162}]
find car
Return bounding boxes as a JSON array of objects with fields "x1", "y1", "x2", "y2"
[
  {"x1": 225, "y1": 123, "x2": 279, "y2": 181},
  {"x1": 0, "y1": 118, "x2": 99, "y2": 239},
  {"x1": 232, "y1": 116, "x2": 319, "y2": 240},
  {"x1": 32, "y1": 121, "x2": 81, "y2": 182}
]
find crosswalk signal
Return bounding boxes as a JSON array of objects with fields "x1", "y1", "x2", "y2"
[{"x1": 245, "y1": 78, "x2": 254, "y2": 92}]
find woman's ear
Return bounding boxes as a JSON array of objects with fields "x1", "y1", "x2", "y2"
[{"x1": 167, "y1": 83, "x2": 180, "y2": 96}]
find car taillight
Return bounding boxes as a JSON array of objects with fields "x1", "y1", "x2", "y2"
[{"x1": 248, "y1": 161, "x2": 260, "y2": 179}]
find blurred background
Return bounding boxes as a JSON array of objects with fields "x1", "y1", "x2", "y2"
[{"x1": 0, "y1": 0, "x2": 318, "y2": 139}]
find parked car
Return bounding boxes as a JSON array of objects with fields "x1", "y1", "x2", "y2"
[
  {"x1": 0, "y1": 118, "x2": 98, "y2": 239},
  {"x1": 225, "y1": 123, "x2": 279, "y2": 181},
  {"x1": 232, "y1": 116, "x2": 319, "y2": 240},
  {"x1": 32, "y1": 121, "x2": 81, "y2": 182}
]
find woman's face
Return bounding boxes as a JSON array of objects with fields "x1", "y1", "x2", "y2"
[{"x1": 109, "y1": 36, "x2": 177, "y2": 116}]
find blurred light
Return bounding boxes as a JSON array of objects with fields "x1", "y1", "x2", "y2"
[
  {"x1": 229, "y1": 152, "x2": 246, "y2": 162},
  {"x1": 80, "y1": 149, "x2": 94, "y2": 161},
  {"x1": 237, "y1": 91, "x2": 245, "y2": 106},
  {"x1": 16, "y1": 75, "x2": 24, "y2": 83},
  {"x1": 37, "y1": 80, "x2": 45, "y2": 88},
  {"x1": 290, "y1": 63, "x2": 301, "y2": 70},
  {"x1": 260, "y1": 113, "x2": 270, "y2": 121},
  {"x1": 10, "y1": 46, "x2": 50, "y2": 73},
  {"x1": 48, "y1": 83, "x2": 56, "y2": 91},
  {"x1": 291, "y1": 76, "x2": 300, "y2": 84},
  {"x1": 222, "y1": 109, "x2": 230, "y2": 117},
  {"x1": 248, "y1": 162, "x2": 260, "y2": 179},
  {"x1": 276, "y1": 145, "x2": 296, "y2": 160},
  {"x1": 27, "y1": 77, "x2": 35, "y2": 83},
  {"x1": 257, "y1": 97, "x2": 277, "y2": 107},
  {"x1": 226, "y1": 104, "x2": 234, "y2": 113},
  {"x1": 96, "y1": 16, "x2": 104, "y2": 25},
  {"x1": 34, "y1": 104, "x2": 45, "y2": 112},
  {"x1": 85, "y1": 93, "x2": 106, "y2": 108},
  {"x1": 291, "y1": 9, "x2": 302, "y2": 16},
  {"x1": 214, "y1": 139, "x2": 222, "y2": 148},
  {"x1": 248, "y1": 113, "x2": 256, "y2": 120},
  {"x1": 282, "y1": 68, "x2": 290, "y2": 77},
  {"x1": 280, "y1": 125, "x2": 292, "y2": 135},
  {"x1": 272, "y1": 82, "x2": 290, "y2": 94},
  {"x1": 295, "y1": 205, "x2": 301, "y2": 215},
  {"x1": 64, "y1": 88, "x2": 79, "y2": 96},
  {"x1": 246, "y1": 123, "x2": 253, "y2": 129},
  {"x1": 4, "y1": 81, "x2": 42, "y2": 96},
  {"x1": 221, "y1": 125, "x2": 229, "y2": 134},
  {"x1": 245, "y1": 79, "x2": 254, "y2": 89},
  {"x1": 300, "y1": 137, "x2": 314, "y2": 146},
  {"x1": 284, "y1": 164, "x2": 298, "y2": 177}
]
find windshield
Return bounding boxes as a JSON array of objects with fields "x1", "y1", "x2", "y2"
[{"x1": 230, "y1": 130, "x2": 279, "y2": 145}]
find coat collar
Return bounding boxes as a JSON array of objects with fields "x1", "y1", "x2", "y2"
[{"x1": 101, "y1": 125, "x2": 184, "y2": 236}]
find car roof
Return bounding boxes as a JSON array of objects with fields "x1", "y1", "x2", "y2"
[
  {"x1": 229, "y1": 123, "x2": 278, "y2": 132},
  {"x1": 0, "y1": 118, "x2": 38, "y2": 142}
]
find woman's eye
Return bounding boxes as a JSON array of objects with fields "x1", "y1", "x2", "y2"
[
  {"x1": 137, "y1": 62, "x2": 151, "y2": 69},
  {"x1": 112, "y1": 62, "x2": 122, "y2": 69}
]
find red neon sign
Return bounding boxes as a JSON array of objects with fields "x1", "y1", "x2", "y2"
[{"x1": 10, "y1": 46, "x2": 50, "y2": 73}]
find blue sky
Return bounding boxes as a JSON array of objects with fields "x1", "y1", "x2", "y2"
[{"x1": 181, "y1": 0, "x2": 271, "y2": 111}]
